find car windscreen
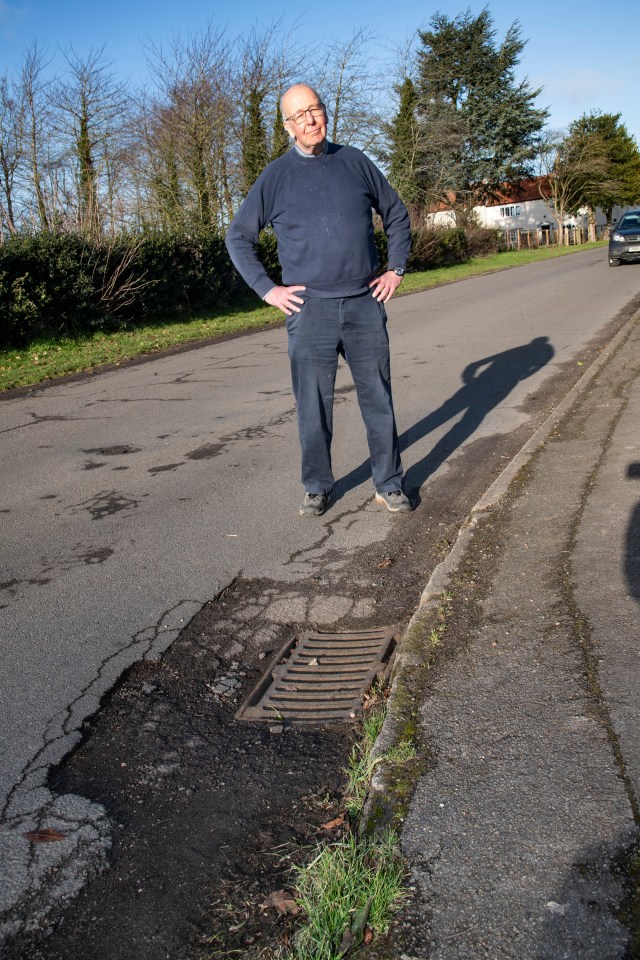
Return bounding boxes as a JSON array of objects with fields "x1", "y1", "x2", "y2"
[{"x1": 618, "y1": 215, "x2": 640, "y2": 230}]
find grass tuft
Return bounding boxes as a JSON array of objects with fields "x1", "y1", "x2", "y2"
[
  {"x1": 344, "y1": 702, "x2": 387, "y2": 820},
  {"x1": 292, "y1": 830, "x2": 406, "y2": 960}
]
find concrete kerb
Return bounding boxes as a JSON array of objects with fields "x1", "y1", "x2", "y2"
[{"x1": 363, "y1": 308, "x2": 640, "y2": 832}]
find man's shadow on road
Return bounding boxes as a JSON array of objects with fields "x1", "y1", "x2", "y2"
[
  {"x1": 333, "y1": 336, "x2": 555, "y2": 503},
  {"x1": 625, "y1": 463, "x2": 640, "y2": 604}
]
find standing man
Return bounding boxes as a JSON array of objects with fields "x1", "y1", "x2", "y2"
[{"x1": 225, "y1": 83, "x2": 411, "y2": 516}]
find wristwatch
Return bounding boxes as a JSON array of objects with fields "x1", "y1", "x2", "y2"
[{"x1": 391, "y1": 267, "x2": 405, "y2": 277}]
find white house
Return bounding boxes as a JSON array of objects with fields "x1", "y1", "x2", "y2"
[{"x1": 427, "y1": 178, "x2": 620, "y2": 243}]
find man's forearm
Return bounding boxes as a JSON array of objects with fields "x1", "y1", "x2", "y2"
[
  {"x1": 383, "y1": 200, "x2": 411, "y2": 271},
  {"x1": 224, "y1": 227, "x2": 275, "y2": 299}
]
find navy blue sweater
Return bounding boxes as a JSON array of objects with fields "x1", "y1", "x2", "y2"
[{"x1": 225, "y1": 142, "x2": 411, "y2": 299}]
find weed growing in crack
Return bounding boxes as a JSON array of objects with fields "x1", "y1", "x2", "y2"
[
  {"x1": 344, "y1": 705, "x2": 386, "y2": 821},
  {"x1": 384, "y1": 740, "x2": 417, "y2": 765}
]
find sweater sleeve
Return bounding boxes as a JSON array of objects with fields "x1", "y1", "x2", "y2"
[
  {"x1": 363, "y1": 156, "x2": 411, "y2": 270},
  {"x1": 225, "y1": 177, "x2": 277, "y2": 300}
]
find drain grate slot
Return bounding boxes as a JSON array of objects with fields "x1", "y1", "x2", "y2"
[{"x1": 236, "y1": 626, "x2": 399, "y2": 723}]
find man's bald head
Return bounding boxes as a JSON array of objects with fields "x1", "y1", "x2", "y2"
[
  {"x1": 281, "y1": 84, "x2": 322, "y2": 119},
  {"x1": 280, "y1": 83, "x2": 328, "y2": 156}
]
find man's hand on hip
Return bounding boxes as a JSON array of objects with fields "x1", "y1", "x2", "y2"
[
  {"x1": 369, "y1": 271, "x2": 403, "y2": 304},
  {"x1": 264, "y1": 285, "x2": 306, "y2": 316}
]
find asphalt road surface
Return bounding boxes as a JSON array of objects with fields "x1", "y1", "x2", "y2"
[{"x1": 1, "y1": 247, "x2": 640, "y2": 932}]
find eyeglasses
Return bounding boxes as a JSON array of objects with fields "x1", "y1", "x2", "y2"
[{"x1": 284, "y1": 104, "x2": 325, "y2": 126}]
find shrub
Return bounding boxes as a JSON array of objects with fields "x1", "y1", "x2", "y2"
[
  {"x1": 0, "y1": 221, "x2": 503, "y2": 351},
  {"x1": 465, "y1": 225, "x2": 502, "y2": 259},
  {"x1": 407, "y1": 228, "x2": 442, "y2": 270},
  {"x1": 256, "y1": 229, "x2": 282, "y2": 286},
  {"x1": 134, "y1": 231, "x2": 238, "y2": 318},
  {"x1": 0, "y1": 230, "x2": 241, "y2": 349},
  {"x1": 374, "y1": 229, "x2": 388, "y2": 269},
  {"x1": 0, "y1": 233, "x2": 99, "y2": 345},
  {"x1": 437, "y1": 227, "x2": 469, "y2": 264},
  {"x1": 376, "y1": 225, "x2": 481, "y2": 273}
]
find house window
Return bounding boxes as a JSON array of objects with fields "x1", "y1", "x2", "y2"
[{"x1": 500, "y1": 204, "x2": 520, "y2": 217}]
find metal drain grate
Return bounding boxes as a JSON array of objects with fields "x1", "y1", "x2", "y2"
[{"x1": 236, "y1": 626, "x2": 399, "y2": 723}]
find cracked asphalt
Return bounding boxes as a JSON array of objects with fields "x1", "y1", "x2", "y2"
[{"x1": 2, "y1": 249, "x2": 640, "y2": 955}]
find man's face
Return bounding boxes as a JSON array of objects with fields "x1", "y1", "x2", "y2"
[{"x1": 282, "y1": 85, "x2": 327, "y2": 155}]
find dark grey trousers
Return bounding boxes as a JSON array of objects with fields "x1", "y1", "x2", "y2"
[{"x1": 286, "y1": 291, "x2": 403, "y2": 494}]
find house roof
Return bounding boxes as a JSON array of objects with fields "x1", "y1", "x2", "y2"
[
  {"x1": 490, "y1": 177, "x2": 552, "y2": 204},
  {"x1": 427, "y1": 177, "x2": 553, "y2": 212}
]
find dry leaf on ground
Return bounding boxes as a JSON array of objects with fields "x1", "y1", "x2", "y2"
[
  {"x1": 321, "y1": 813, "x2": 345, "y2": 831},
  {"x1": 24, "y1": 827, "x2": 66, "y2": 843},
  {"x1": 260, "y1": 889, "x2": 300, "y2": 915}
]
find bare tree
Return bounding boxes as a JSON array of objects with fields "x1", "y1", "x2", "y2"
[
  {"x1": 235, "y1": 25, "x2": 279, "y2": 195},
  {"x1": 0, "y1": 72, "x2": 24, "y2": 238},
  {"x1": 538, "y1": 129, "x2": 614, "y2": 245},
  {"x1": 233, "y1": 21, "x2": 311, "y2": 199},
  {"x1": 141, "y1": 19, "x2": 310, "y2": 228},
  {"x1": 49, "y1": 46, "x2": 132, "y2": 237},
  {"x1": 19, "y1": 42, "x2": 54, "y2": 231},
  {"x1": 142, "y1": 23, "x2": 237, "y2": 231},
  {"x1": 315, "y1": 27, "x2": 385, "y2": 153}
]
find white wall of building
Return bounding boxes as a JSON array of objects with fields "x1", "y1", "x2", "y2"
[
  {"x1": 475, "y1": 199, "x2": 614, "y2": 231},
  {"x1": 427, "y1": 195, "x2": 623, "y2": 233}
]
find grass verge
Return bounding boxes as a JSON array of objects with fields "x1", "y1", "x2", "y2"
[
  {"x1": 398, "y1": 239, "x2": 606, "y2": 296},
  {"x1": 345, "y1": 698, "x2": 417, "y2": 823},
  {"x1": 0, "y1": 242, "x2": 606, "y2": 392},
  {"x1": 0, "y1": 300, "x2": 283, "y2": 392}
]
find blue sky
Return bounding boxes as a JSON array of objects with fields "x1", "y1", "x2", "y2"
[{"x1": 1, "y1": 0, "x2": 638, "y2": 139}]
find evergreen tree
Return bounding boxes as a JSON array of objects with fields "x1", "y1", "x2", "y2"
[
  {"x1": 270, "y1": 99, "x2": 290, "y2": 161},
  {"x1": 386, "y1": 77, "x2": 421, "y2": 210},
  {"x1": 416, "y1": 9, "x2": 547, "y2": 209},
  {"x1": 242, "y1": 86, "x2": 268, "y2": 194},
  {"x1": 568, "y1": 112, "x2": 640, "y2": 223}
]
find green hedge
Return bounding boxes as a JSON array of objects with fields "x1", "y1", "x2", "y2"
[
  {"x1": 375, "y1": 225, "x2": 500, "y2": 271},
  {"x1": 0, "y1": 225, "x2": 499, "y2": 349},
  {"x1": 0, "y1": 231, "x2": 240, "y2": 348}
]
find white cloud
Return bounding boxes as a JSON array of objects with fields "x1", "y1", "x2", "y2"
[
  {"x1": 545, "y1": 69, "x2": 622, "y2": 103},
  {"x1": 0, "y1": 0, "x2": 29, "y2": 29},
  {"x1": 530, "y1": 65, "x2": 638, "y2": 133}
]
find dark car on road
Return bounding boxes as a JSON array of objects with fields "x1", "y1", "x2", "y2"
[{"x1": 609, "y1": 209, "x2": 640, "y2": 266}]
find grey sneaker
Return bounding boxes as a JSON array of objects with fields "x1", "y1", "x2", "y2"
[
  {"x1": 375, "y1": 489, "x2": 411, "y2": 513},
  {"x1": 299, "y1": 492, "x2": 329, "y2": 516}
]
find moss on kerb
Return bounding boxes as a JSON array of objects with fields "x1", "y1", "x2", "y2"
[
  {"x1": 362, "y1": 597, "x2": 452, "y2": 835},
  {"x1": 361, "y1": 483, "x2": 515, "y2": 838},
  {"x1": 360, "y1": 415, "x2": 556, "y2": 838}
]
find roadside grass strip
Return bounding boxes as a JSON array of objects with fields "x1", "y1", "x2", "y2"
[
  {"x1": 0, "y1": 242, "x2": 606, "y2": 392},
  {"x1": 396, "y1": 240, "x2": 606, "y2": 296},
  {"x1": 0, "y1": 302, "x2": 282, "y2": 391}
]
